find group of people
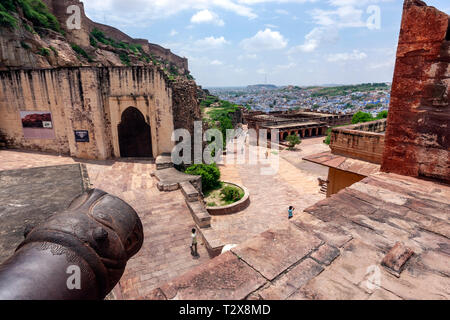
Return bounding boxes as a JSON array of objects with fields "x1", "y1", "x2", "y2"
[{"x1": 189, "y1": 206, "x2": 296, "y2": 257}]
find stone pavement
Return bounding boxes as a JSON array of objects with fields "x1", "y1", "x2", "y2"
[
  {"x1": 150, "y1": 172, "x2": 450, "y2": 300},
  {"x1": 202, "y1": 137, "x2": 329, "y2": 249},
  {"x1": 0, "y1": 164, "x2": 89, "y2": 265},
  {"x1": 0, "y1": 150, "x2": 210, "y2": 299}
]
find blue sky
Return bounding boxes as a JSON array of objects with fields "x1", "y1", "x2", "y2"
[{"x1": 83, "y1": 0, "x2": 449, "y2": 87}]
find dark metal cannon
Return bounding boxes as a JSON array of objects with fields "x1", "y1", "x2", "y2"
[{"x1": 0, "y1": 189, "x2": 144, "y2": 300}]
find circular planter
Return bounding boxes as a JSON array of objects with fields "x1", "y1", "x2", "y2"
[{"x1": 206, "y1": 182, "x2": 250, "y2": 216}]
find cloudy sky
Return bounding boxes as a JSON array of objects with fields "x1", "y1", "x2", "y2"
[{"x1": 83, "y1": 0, "x2": 449, "y2": 87}]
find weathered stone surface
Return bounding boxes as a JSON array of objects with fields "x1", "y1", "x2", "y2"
[
  {"x1": 186, "y1": 201, "x2": 211, "y2": 229},
  {"x1": 158, "y1": 251, "x2": 267, "y2": 300},
  {"x1": 381, "y1": 242, "x2": 414, "y2": 277},
  {"x1": 311, "y1": 244, "x2": 341, "y2": 266},
  {"x1": 231, "y1": 222, "x2": 323, "y2": 280},
  {"x1": 381, "y1": 0, "x2": 450, "y2": 183},
  {"x1": 144, "y1": 288, "x2": 167, "y2": 300},
  {"x1": 180, "y1": 182, "x2": 200, "y2": 202},
  {"x1": 288, "y1": 271, "x2": 370, "y2": 300},
  {"x1": 258, "y1": 259, "x2": 324, "y2": 300},
  {"x1": 153, "y1": 168, "x2": 201, "y2": 192},
  {"x1": 155, "y1": 154, "x2": 174, "y2": 170},
  {"x1": 291, "y1": 212, "x2": 353, "y2": 248},
  {"x1": 0, "y1": 164, "x2": 89, "y2": 264}
]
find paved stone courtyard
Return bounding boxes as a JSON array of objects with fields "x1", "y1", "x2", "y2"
[
  {"x1": 204, "y1": 137, "x2": 329, "y2": 248},
  {"x1": 0, "y1": 137, "x2": 329, "y2": 299}
]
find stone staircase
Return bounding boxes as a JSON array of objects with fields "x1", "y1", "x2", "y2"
[{"x1": 318, "y1": 178, "x2": 329, "y2": 195}]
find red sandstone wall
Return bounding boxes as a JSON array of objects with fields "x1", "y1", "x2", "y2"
[
  {"x1": 381, "y1": 0, "x2": 450, "y2": 183},
  {"x1": 331, "y1": 120, "x2": 387, "y2": 164}
]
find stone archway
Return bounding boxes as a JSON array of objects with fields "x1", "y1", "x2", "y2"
[{"x1": 118, "y1": 107, "x2": 153, "y2": 158}]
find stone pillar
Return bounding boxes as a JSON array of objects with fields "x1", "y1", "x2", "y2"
[{"x1": 381, "y1": 0, "x2": 450, "y2": 184}]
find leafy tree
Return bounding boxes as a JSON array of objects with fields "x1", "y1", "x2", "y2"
[
  {"x1": 286, "y1": 134, "x2": 301, "y2": 150},
  {"x1": 352, "y1": 111, "x2": 374, "y2": 124},
  {"x1": 185, "y1": 163, "x2": 221, "y2": 192},
  {"x1": 376, "y1": 110, "x2": 388, "y2": 119}
]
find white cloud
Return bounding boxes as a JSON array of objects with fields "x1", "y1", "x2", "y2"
[
  {"x1": 238, "y1": 53, "x2": 258, "y2": 60},
  {"x1": 195, "y1": 36, "x2": 230, "y2": 49},
  {"x1": 240, "y1": 28, "x2": 288, "y2": 52},
  {"x1": 169, "y1": 29, "x2": 178, "y2": 36},
  {"x1": 289, "y1": 27, "x2": 338, "y2": 53},
  {"x1": 327, "y1": 50, "x2": 367, "y2": 62},
  {"x1": 210, "y1": 59, "x2": 224, "y2": 65},
  {"x1": 84, "y1": 0, "x2": 258, "y2": 25},
  {"x1": 191, "y1": 9, "x2": 225, "y2": 26}
]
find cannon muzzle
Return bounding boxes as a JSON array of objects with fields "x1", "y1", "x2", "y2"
[{"x1": 0, "y1": 189, "x2": 144, "y2": 300}]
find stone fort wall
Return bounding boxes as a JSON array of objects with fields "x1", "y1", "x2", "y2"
[
  {"x1": 381, "y1": 0, "x2": 449, "y2": 183},
  {"x1": 0, "y1": 66, "x2": 175, "y2": 160}
]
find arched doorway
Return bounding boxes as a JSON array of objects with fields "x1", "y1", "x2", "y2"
[{"x1": 118, "y1": 107, "x2": 153, "y2": 158}]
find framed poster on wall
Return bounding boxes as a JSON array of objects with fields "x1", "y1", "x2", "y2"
[
  {"x1": 20, "y1": 111, "x2": 56, "y2": 139},
  {"x1": 74, "y1": 130, "x2": 90, "y2": 143}
]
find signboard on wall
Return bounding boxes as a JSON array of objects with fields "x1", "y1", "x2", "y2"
[
  {"x1": 74, "y1": 130, "x2": 90, "y2": 143},
  {"x1": 20, "y1": 111, "x2": 56, "y2": 140}
]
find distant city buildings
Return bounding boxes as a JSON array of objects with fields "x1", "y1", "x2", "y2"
[{"x1": 209, "y1": 84, "x2": 391, "y2": 115}]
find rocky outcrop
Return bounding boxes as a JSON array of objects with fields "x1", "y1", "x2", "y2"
[
  {"x1": 381, "y1": 0, "x2": 450, "y2": 184},
  {"x1": 0, "y1": 0, "x2": 189, "y2": 74}
]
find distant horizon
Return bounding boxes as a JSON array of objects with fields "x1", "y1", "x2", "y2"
[{"x1": 205, "y1": 82, "x2": 392, "y2": 89}]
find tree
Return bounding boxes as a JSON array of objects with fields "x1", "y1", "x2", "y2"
[
  {"x1": 286, "y1": 134, "x2": 302, "y2": 150},
  {"x1": 376, "y1": 110, "x2": 388, "y2": 119},
  {"x1": 352, "y1": 111, "x2": 374, "y2": 124},
  {"x1": 185, "y1": 163, "x2": 221, "y2": 192}
]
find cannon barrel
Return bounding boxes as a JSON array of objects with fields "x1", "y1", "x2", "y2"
[{"x1": 0, "y1": 189, "x2": 144, "y2": 300}]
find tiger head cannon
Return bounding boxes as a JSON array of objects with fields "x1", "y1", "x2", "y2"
[{"x1": 0, "y1": 189, "x2": 144, "y2": 300}]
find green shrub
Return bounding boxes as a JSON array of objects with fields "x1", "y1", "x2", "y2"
[
  {"x1": 352, "y1": 111, "x2": 374, "y2": 124},
  {"x1": 71, "y1": 44, "x2": 93, "y2": 62},
  {"x1": 0, "y1": 10, "x2": 18, "y2": 29},
  {"x1": 286, "y1": 134, "x2": 301, "y2": 150},
  {"x1": 89, "y1": 35, "x2": 98, "y2": 48},
  {"x1": 185, "y1": 163, "x2": 221, "y2": 192},
  {"x1": 49, "y1": 46, "x2": 58, "y2": 56},
  {"x1": 119, "y1": 52, "x2": 131, "y2": 66},
  {"x1": 1, "y1": 0, "x2": 17, "y2": 12},
  {"x1": 220, "y1": 186, "x2": 243, "y2": 203},
  {"x1": 376, "y1": 110, "x2": 388, "y2": 119},
  {"x1": 20, "y1": 41, "x2": 31, "y2": 49},
  {"x1": 24, "y1": 23, "x2": 36, "y2": 34},
  {"x1": 324, "y1": 128, "x2": 332, "y2": 145},
  {"x1": 37, "y1": 47, "x2": 50, "y2": 56},
  {"x1": 18, "y1": 0, "x2": 62, "y2": 33}
]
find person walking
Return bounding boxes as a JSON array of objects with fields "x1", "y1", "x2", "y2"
[
  {"x1": 288, "y1": 206, "x2": 295, "y2": 220},
  {"x1": 190, "y1": 228, "x2": 198, "y2": 257}
]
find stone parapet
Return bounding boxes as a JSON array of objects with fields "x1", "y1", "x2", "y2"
[{"x1": 330, "y1": 119, "x2": 387, "y2": 164}]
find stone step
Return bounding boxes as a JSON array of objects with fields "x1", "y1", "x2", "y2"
[
  {"x1": 180, "y1": 181, "x2": 200, "y2": 202},
  {"x1": 186, "y1": 200, "x2": 211, "y2": 229},
  {"x1": 155, "y1": 153, "x2": 174, "y2": 170}
]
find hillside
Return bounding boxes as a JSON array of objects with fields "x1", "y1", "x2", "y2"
[{"x1": 0, "y1": 0, "x2": 193, "y2": 81}]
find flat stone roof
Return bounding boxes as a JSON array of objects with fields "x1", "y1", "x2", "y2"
[
  {"x1": 265, "y1": 121, "x2": 324, "y2": 129},
  {"x1": 148, "y1": 172, "x2": 450, "y2": 300},
  {"x1": 0, "y1": 164, "x2": 90, "y2": 264},
  {"x1": 303, "y1": 151, "x2": 380, "y2": 176}
]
